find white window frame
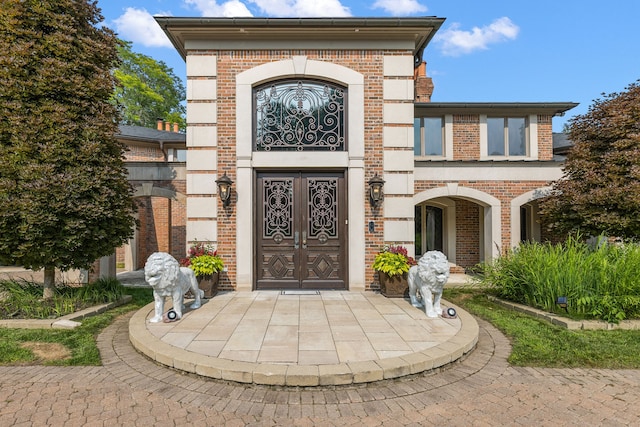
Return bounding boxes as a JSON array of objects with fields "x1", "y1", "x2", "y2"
[
  {"x1": 480, "y1": 114, "x2": 538, "y2": 161},
  {"x1": 414, "y1": 114, "x2": 453, "y2": 160},
  {"x1": 168, "y1": 148, "x2": 187, "y2": 162}
]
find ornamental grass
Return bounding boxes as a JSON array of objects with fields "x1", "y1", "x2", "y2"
[
  {"x1": 0, "y1": 277, "x2": 124, "y2": 319},
  {"x1": 476, "y1": 235, "x2": 640, "y2": 323}
]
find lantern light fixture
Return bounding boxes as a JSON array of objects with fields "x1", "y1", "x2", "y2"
[
  {"x1": 368, "y1": 174, "x2": 385, "y2": 207},
  {"x1": 216, "y1": 173, "x2": 233, "y2": 207}
]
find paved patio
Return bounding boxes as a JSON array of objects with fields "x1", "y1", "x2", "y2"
[
  {"x1": 129, "y1": 290, "x2": 478, "y2": 386},
  {"x1": 3, "y1": 313, "x2": 640, "y2": 425}
]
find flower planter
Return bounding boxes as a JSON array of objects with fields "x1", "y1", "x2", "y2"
[
  {"x1": 378, "y1": 271, "x2": 409, "y2": 298},
  {"x1": 198, "y1": 273, "x2": 219, "y2": 298}
]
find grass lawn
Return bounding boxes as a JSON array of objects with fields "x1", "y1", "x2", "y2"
[
  {"x1": 0, "y1": 287, "x2": 152, "y2": 366},
  {"x1": 446, "y1": 288, "x2": 640, "y2": 369},
  {"x1": 2, "y1": 285, "x2": 640, "y2": 369}
]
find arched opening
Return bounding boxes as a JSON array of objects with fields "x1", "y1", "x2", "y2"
[
  {"x1": 117, "y1": 184, "x2": 186, "y2": 271},
  {"x1": 510, "y1": 187, "x2": 550, "y2": 248},
  {"x1": 414, "y1": 185, "x2": 501, "y2": 271}
]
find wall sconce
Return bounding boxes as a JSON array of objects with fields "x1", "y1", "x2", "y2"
[
  {"x1": 216, "y1": 173, "x2": 233, "y2": 207},
  {"x1": 368, "y1": 174, "x2": 385, "y2": 207}
]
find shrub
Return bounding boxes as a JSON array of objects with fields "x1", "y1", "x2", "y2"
[
  {"x1": 0, "y1": 277, "x2": 126, "y2": 319},
  {"x1": 180, "y1": 241, "x2": 224, "y2": 277},
  {"x1": 372, "y1": 245, "x2": 416, "y2": 277},
  {"x1": 476, "y1": 235, "x2": 640, "y2": 323}
]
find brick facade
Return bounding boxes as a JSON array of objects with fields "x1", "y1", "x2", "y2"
[
  {"x1": 455, "y1": 200, "x2": 480, "y2": 270},
  {"x1": 201, "y1": 49, "x2": 391, "y2": 290},
  {"x1": 114, "y1": 127, "x2": 187, "y2": 272},
  {"x1": 125, "y1": 146, "x2": 165, "y2": 162},
  {"x1": 452, "y1": 115, "x2": 480, "y2": 160},
  {"x1": 537, "y1": 115, "x2": 554, "y2": 161},
  {"x1": 156, "y1": 17, "x2": 576, "y2": 291}
]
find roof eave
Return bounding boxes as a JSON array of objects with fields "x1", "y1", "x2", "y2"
[
  {"x1": 155, "y1": 16, "x2": 445, "y2": 64},
  {"x1": 415, "y1": 102, "x2": 579, "y2": 116}
]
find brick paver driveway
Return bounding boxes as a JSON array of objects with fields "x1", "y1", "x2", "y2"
[{"x1": 1, "y1": 313, "x2": 639, "y2": 426}]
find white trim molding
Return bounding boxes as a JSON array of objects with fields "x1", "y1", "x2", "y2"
[
  {"x1": 414, "y1": 185, "x2": 502, "y2": 264},
  {"x1": 510, "y1": 187, "x2": 552, "y2": 248},
  {"x1": 235, "y1": 56, "x2": 365, "y2": 291}
]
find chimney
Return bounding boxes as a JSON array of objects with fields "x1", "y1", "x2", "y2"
[
  {"x1": 414, "y1": 61, "x2": 434, "y2": 103},
  {"x1": 156, "y1": 118, "x2": 164, "y2": 131},
  {"x1": 414, "y1": 61, "x2": 426, "y2": 79},
  {"x1": 173, "y1": 123, "x2": 179, "y2": 133},
  {"x1": 165, "y1": 121, "x2": 171, "y2": 132}
]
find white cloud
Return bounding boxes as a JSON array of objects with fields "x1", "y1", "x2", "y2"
[
  {"x1": 185, "y1": 0, "x2": 253, "y2": 17},
  {"x1": 112, "y1": 8, "x2": 174, "y2": 48},
  {"x1": 435, "y1": 17, "x2": 520, "y2": 57},
  {"x1": 372, "y1": 0, "x2": 426, "y2": 15},
  {"x1": 247, "y1": 0, "x2": 351, "y2": 17}
]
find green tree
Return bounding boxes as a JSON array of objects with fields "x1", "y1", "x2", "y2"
[
  {"x1": 113, "y1": 41, "x2": 186, "y2": 129},
  {"x1": 0, "y1": 0, "x2": 137, "y2": 298},
  {"x1": 540, "y1": 80, "x2": 640, "y2": 239}
]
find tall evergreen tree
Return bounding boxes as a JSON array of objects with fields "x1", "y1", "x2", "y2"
[
  {"x1": 540, "y1": 80, "x2": 640, "y2": 239},
  {"x1": 113, "y1": 41, "x2": 186, "y2": 130},
  {"x1": 0, "y1": 0, "x2": 137, "y2": 298}
]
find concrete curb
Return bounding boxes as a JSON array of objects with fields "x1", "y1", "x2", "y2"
[
  {"x1": 0, "y1": 295, "x2": 133, "y2": 330},
  {"x1": 128, "y1": 298, "x2": 479, "y2": 387},
  {"x1": 488, "y1": 296, "x2": 640, "y2": 330}
]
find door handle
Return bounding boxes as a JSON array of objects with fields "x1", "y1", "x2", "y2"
[
  {"x1": 294, "y1": 231, "x2": 299, "y2": 249},
  {"x1": 302, "y1": 231, "x2": 307, "y2": 249}
]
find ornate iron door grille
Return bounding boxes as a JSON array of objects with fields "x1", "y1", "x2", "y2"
[
  {"x1": 256, "y1": 171, "x2": 347, "y2": 290},
  {"x1": 254, "y1": 80, "x2": 346, "y2": 151}
]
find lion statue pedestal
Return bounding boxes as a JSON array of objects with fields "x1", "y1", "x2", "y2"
[
  {"x1": 407, "y1": 251, "x2": 450, "y2": 318},
  {"x1": 144, "y1": 252, "x2": 204, "y2": 323}
]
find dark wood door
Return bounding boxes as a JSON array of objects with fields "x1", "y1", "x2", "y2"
[{"x1": 256, "y1": 171, "x2": 347, "y2": 290}]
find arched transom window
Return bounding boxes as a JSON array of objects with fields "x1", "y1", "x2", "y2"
[{"x1": 254, "y1": 79, "x2": 346, "y2": 151}]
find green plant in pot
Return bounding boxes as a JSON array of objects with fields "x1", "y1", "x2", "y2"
[
  {"x1": 372, "y1": 245, "x2": 416, "y2": 297},
  {"x1": 181, "y1": 241, "x2": 224, "y2": 298}
]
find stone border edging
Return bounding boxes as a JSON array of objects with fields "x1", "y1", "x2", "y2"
[
  {"x1": 0, "y1": 295, "x2": 132, "y2": 330},
  {"x1": 488, "y1": 296, "x2": 640, "y2": 330},
  {"x1": 128, "y1": 299, "x2": 479, "y2": 387}
]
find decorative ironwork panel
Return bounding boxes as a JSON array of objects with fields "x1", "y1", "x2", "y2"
[
  {"x1": 263, "y1": 178, "x2": 293, "y2": 238},
  {"x1": 255, "y1": 80, "x2": 345, "y2": 151},
  {"x1": 307, "y1": 178, "x2": 338, "y2": 239}
]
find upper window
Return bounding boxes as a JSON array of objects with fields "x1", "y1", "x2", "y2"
[
  {"x1": 254, "y1": 80, "x2": 346, "y2": 151},
  {"x1": 487, "y1": 117, "x2": 527, "y2": 157},
  {"x1": 169, "y1": 148, "x2": 186, "y2": 162},
  {"x1": 414, "y1": 117, "x2": 444, "y2": 157}
]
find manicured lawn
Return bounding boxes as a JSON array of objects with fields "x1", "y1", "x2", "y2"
[
  {"x1": 0, "y1": 287, "x2": 152, "y2": 366},
  {"x1": 446, "y1": 288, "x2": 640, "y2": 369}
]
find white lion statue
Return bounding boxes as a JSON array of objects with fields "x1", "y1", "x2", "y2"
[
  {"x1": 144, "y1": 252, "x2": 203, "y2": 323},
  {"x1": 408, "y1": 251, "x2": 450, "y2": 318}
]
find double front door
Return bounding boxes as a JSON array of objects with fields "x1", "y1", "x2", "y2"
[{"x1": 256, "y1": 171, "x2": 347, "y2": 290}]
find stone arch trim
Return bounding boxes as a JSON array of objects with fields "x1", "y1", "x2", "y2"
[
  {"x1": 236, "y1": 56, "x2": 365, "y2": 160},
  {"x1": 510, "y1": 186, "x2": 551, "y2": 248},
  {"x1": 235, "y1": 57, "x2": 366, "y2": 291},
  {"x1": 414, "y1": 184, "x2": 502, "y2": 263},
  {"x1": 414, "y1": 197, "x2": 457, "y2": 263}
]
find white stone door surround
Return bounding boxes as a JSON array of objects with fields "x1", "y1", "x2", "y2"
[{"x1": 235, "y1": 56, "x2": 366, "y2": 292}]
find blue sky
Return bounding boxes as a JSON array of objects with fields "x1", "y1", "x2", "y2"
[{"x1": 99, "y1": 0, "x2": 640, "y2": 132}]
